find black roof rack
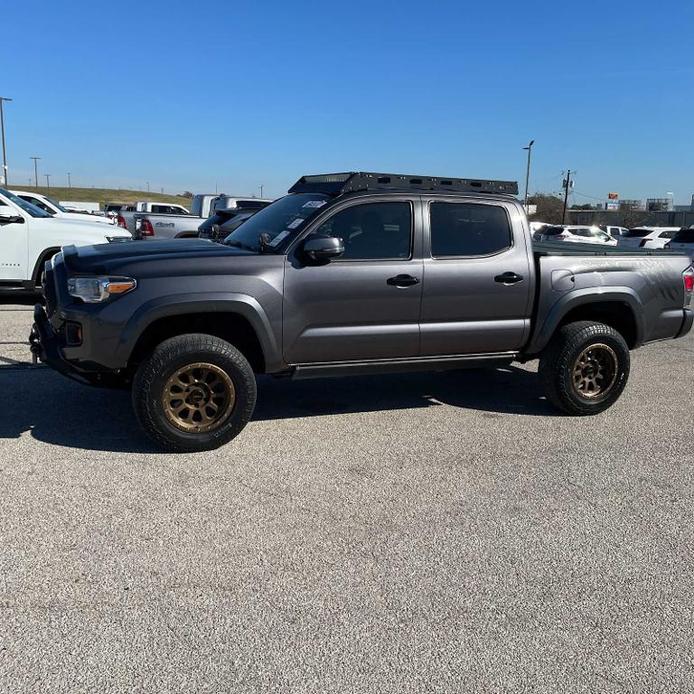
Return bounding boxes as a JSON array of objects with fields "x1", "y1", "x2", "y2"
[{"x1": 288, "y1": 172, "x2": 518, "y2": 197}]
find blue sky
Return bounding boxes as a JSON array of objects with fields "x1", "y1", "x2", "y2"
[{"x1": 3, "y1": 0, "x2": 693, "y2": 202}]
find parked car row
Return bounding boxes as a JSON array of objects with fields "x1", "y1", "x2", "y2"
[
  {"x1": 531, "y1": 222, "x2": 694, "y2": 258},
  {"x1": 115, "y1": 194, "x2": 272, "y2": 240}
]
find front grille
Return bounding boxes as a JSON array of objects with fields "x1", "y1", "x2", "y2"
[{"x1": 43, "y1": 265, "x2": 57, "y2": 317}]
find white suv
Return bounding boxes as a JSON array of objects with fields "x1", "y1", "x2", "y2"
[
  {"x1": 535, "y1": 225, "x2": 617, "y2": 246},
  {"x1": 665, "y1": 228, "x2": 694, "y2": 260},
  {"x1": 0, "y1": 188, "x2": 131, "y2": 291},
  {"x1": 618, "y1": 227, "x2": 682, "y2": 250}
]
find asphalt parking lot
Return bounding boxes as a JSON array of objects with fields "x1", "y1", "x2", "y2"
[{"x1": 1, "y1": 297, "x2": 693, "y2": 693}]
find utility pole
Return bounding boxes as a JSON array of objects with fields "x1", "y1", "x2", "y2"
[
  {"x1": 30, "y1": 156, "x2": 41, "y2": 187},
  {"x1": 259, "y1": 184, "x2": 264, "y2": 198},
  {"x1": 522, "y1": 140, "x2": 534, "y2": 212},
  {"x1": 45, "y1": 174, "x2": 51, "y2": 190},
  {"x1": 562, "y1": 169, "x2": 573, "y2": 225},
  {"x1": 0, "y1": 96, "x2": 12, "y2": 186},
  {"x1": 67, "y1": 172, "x2": 71, "y2": 188},
  {"x1": 147, "y1": 181, "x2": 150, "y2": 193}
]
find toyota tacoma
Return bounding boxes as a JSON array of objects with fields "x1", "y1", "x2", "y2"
[{"x1": 30, "y1": 172, "x2": 694, "y2": 452}]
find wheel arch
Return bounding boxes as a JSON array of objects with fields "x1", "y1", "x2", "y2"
[
  {"x1": 31, "y1": 247, "x2": 61, "y2": 285},
  {"x1": 527, "y1": 290, "x2": 644, "y2": 355},
  {"x1": 119, "y1": 294, "x2": 282, "y2": 373}
]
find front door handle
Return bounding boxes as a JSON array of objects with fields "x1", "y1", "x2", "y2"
[
  {"x1": 387, "y1": 274, "x2": 420, "y2": 288},
  {"x1": 494, "y1": 272, "x2": 524, "y2": 285}
]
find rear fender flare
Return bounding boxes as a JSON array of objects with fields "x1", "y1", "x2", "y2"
[{"x1": 526, "y1": 287, "x2": 644, "y2": 355}]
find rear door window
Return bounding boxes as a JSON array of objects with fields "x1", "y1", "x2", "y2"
[{"x1": 429, "y1": 202, "x2": 512, "y2": 257}]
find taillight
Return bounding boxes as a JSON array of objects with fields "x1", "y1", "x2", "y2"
[
  {"x1": 140, "y1": 218, "x2": 154, "y2": 237},
  {"x1": 684, "y1": 267, "x2": 694, "y2": 299},
  {"x1": 116, "y1": 214, "x2": 127, "y2": 229}
]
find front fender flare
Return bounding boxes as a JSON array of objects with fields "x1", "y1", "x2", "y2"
[{"x1": 115, "y1": 292, "x2": 282, "y2": 370}]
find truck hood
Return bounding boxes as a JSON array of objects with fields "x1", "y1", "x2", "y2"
[
  {"x1": 59, "y1": 211, "x2": 114, "y2": 225},
  {"x1": 62, "y1": 238, "x2": 255, "y2": 275},
  {"x1": 42, "y1": 217, "x2": 131, "y2": 242}
]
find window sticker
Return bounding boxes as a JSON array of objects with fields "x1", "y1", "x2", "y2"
[
  {"x1": 269, "y1": 230, "x2": 291, "y2": 247},
  {"x1": 287, "y1": 217, "x2": 303, "y2": 229},
  {"x1": 303, "y1": 200, "x2": 327, "y2": 209}
]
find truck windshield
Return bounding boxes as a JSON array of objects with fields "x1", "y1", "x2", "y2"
[
  {"x1": 223, "y1": 193, "x2": 330, "y2": 252},
  {"x1": 46, "y1": 195, "x2": 69, "y2": 212},
  {"x1": 0, "y1": 188, "x2": 52, "y2": 218}
]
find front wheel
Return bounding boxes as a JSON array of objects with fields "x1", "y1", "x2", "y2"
[
  {"x1": 539, "y1": 321, "x2": 630, "y2": 416},
  {"x1": 132, "y1": 333, "x2": 257, "y2": 452}
]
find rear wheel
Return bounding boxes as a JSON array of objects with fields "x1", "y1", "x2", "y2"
[
  {"x1": 539, "y1": 321, "x2": 630, "y2": 415},
  {"x1": 132, "y1": 333, "x2": 257, "y2": 452}
]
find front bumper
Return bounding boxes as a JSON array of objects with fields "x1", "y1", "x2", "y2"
[{"x1": 29, "y1": 304, "x2": 92, "y2": 384}]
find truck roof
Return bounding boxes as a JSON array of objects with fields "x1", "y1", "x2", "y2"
[{"x1": 288, "y1": 172, "x2": 519, "y2": 197}]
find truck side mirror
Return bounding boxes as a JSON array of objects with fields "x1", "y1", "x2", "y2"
[
  {"x1": 302, "y1": 235, "x2": 345, "y2": 264},
  {"x1": 0, "y1": 212, "x2": 24, "y2": 225}
]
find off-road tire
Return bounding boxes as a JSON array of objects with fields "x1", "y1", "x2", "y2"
[
  {"x1": 539, "y1": 321, "x2": 630, "y2": 416},
  {"x1": 132, "y1": 333, "x2": 257, "y2": 452}
]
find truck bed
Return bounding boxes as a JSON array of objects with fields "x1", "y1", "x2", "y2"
[
  {"x1": 526, "y1": 241, "x2": 692, "y2": 357},
  {"x1": 532, "y1": 241, "x2": 680, "y2": 258}
]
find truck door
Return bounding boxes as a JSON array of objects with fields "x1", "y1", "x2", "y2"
[
  {"x1": 0, "y1": 205, "x2": 28, "y2": 281},
  {"x1": 420, "y1": 198, "x2": 533, "y2": 355},
  {"x1": 283, "y1": 197, "x2": 423, "y2": 363}
]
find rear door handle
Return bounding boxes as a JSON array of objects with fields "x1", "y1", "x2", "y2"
[
  {"x1": 387, "y1": 274, "x2": 420, "y2": 288},
  {"x1": 494, "y1": 272, "x2": 524, "y2": 285}
]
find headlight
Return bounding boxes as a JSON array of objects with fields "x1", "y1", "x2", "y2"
[{"x1": 67, "y1": 276, "x2": 137, "y2": 303}]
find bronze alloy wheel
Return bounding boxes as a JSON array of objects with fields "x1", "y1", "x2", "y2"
[
  {"x1": 162, "y1": 362, "x2": 236, "y2": 433},
  {"x1": 571, "y1": 343, "x2": 619, "y2": 402}
]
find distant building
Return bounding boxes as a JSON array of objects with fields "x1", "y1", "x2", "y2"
[
  {"x1": 619, "y1": 199, "x2": 644, "y2": 210},
  {"x1": 646, "y1": 197, "x2": 673, "y2": 212}
]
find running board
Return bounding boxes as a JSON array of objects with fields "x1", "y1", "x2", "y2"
[{"x1": 291, "y1": 352, "x2": 518, "y2": 379}]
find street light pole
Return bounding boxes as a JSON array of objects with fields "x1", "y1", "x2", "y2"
[
  {"x1": 522, "y1": 139, "x2": 534, "y2": 212},
  {"x1": 30, "y1": 157, "x2": 41, "y2": 187},
  {"x1": 562, "y1": 169, "x2": 572, "y2": 225},
  {"x1": 0, "y1": 97, "x2": 12, "y2": 186}
]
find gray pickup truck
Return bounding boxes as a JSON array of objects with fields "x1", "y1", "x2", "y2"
[{"x1": 31, "y1": 172, "x2": 694, "y2": 452}]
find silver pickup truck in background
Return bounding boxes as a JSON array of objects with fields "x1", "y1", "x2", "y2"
[{"x1": 117, "y1": 195, "x2": 272, "y2": 240}]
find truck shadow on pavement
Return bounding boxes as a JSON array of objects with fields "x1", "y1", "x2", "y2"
[{"x1": 0, "y1": 365, "x2": 553, "y2": 453}]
